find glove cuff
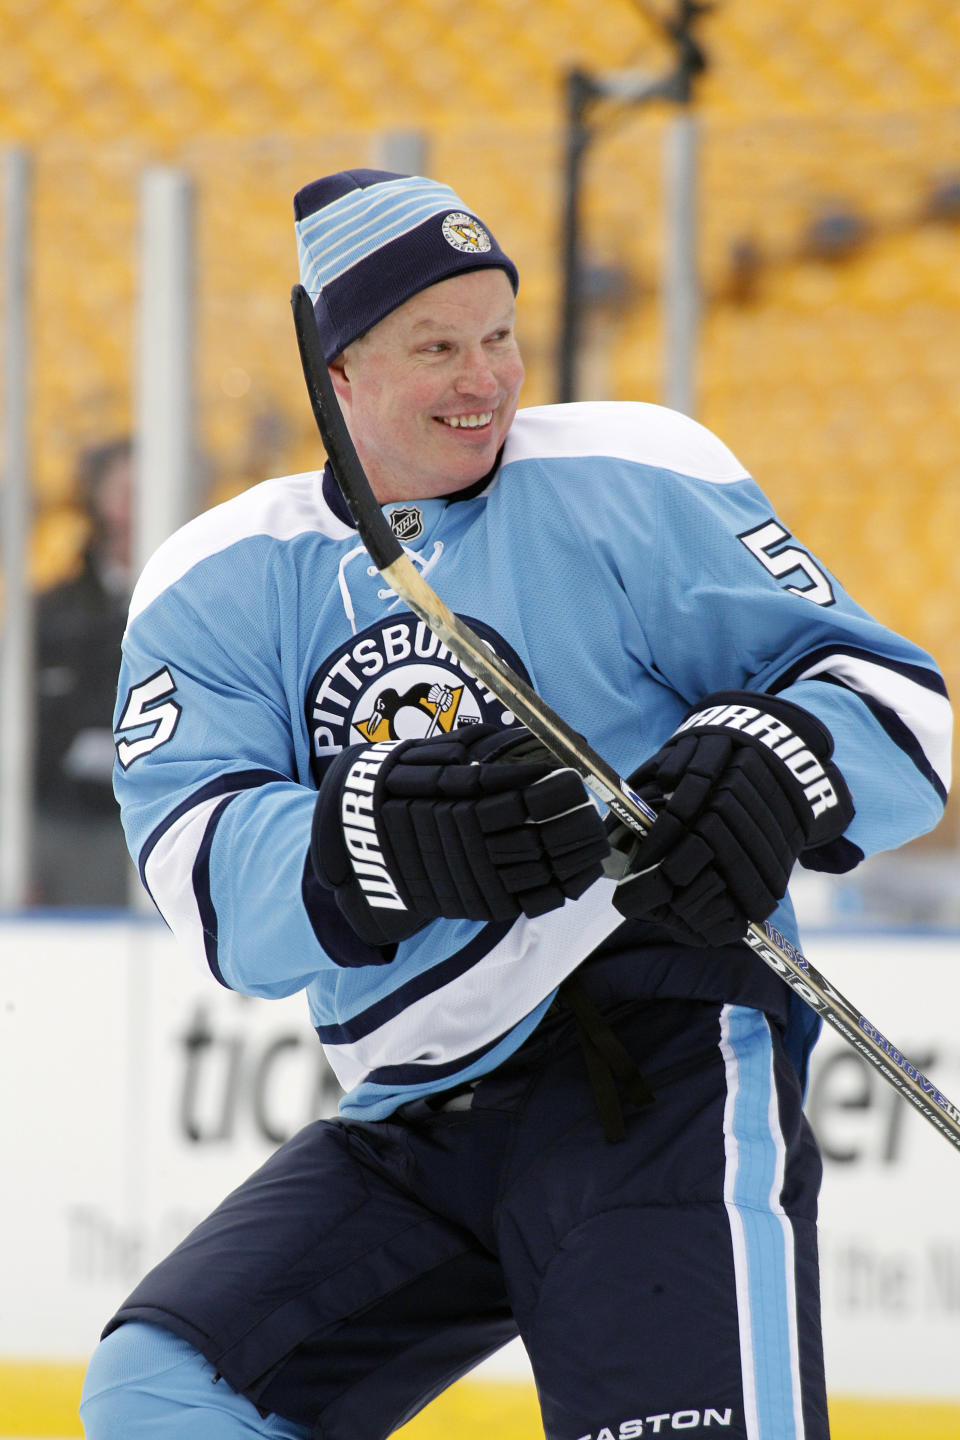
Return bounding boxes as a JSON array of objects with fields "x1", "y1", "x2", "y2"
[{"x1": 673, "y1": 689, "x2": 855, "y2": 849}]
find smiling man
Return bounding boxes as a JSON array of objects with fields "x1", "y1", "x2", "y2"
[
  {"x1": 81, "y1": 171, "x2": 951, "y2": 1440},
  {"x1": 329, "y1": 266, "x2": 524, "y2": 503},
  {"x1": 300, "y1": 172, "x2": 524, "y2": 503}
]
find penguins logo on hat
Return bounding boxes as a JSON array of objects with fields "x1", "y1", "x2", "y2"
[
  {"x1": 441, "y1": 213, "x2": 493, "y2": 255},
  {"x1": 294, "y1": 170, "x2": 518, "y2": 362}
]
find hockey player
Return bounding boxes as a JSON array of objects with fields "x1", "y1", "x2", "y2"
[{"x1": 81, "y1": 171, "x2": 951, "y2": 1439}]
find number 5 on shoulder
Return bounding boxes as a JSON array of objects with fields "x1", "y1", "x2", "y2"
[{"x1": 115, "y1": 667, "x2": 182, "y2": 768}]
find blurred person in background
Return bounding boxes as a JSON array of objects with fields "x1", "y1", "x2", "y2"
[
  {"x1": 33, "y1": 436, "x2": 132, "y2": 907},
  {"x1": 80, "y1": 174, "x2": 951, "y2": 1440}
]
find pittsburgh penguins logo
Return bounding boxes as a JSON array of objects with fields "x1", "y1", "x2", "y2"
[
  {"x1": 441, "y1": 212, "x2": 493, "y2": 254},
  {"x1": 355, "y1": 681, "x2": 464, "y2": 742},
  {"x1": 305, "y1": 613, "x2": 530, "y2": 784}
]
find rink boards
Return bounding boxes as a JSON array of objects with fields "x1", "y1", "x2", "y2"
[{"x1": 1, "y1": 917, "x2": 959, "y2": 1437}]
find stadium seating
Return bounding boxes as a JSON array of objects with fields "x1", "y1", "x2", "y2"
[{"x1": 3, "y1": 0, "x2": 958, "y2": 827}]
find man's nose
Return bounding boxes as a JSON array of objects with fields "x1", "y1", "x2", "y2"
[{"x1": 453, "y1": 349, "x2": 498, "y2": 397}]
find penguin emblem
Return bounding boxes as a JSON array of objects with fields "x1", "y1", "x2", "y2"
[
  {"x1": 441, "y1": 213, "x2": 492, "y2": 254},
  {"x1": 355, "y1": 682, "x2": 465, "y2": 742},
  {"x1": 306, "y1": 613, "x2": 528, "y2": 782}
]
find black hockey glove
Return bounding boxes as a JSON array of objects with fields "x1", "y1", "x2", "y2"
[
  {"x1": 311, "y1": 724, "x2": 611, "y2": 947},
  {"x1": 608, "y1": 690, "x2": 855, "y2": 947}
]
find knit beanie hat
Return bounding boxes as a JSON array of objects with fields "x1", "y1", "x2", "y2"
[{"x1": 294, "y1": 170, "x2": 519, "y2": 361}]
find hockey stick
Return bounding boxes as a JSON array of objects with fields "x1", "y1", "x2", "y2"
[{"x1": 291, "y1": 282, "x2": 960, "y2": 1154}]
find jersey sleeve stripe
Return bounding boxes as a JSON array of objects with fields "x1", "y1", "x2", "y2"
[
  {"x1": 142, "y1": 794, "x2": 236, "y2": 974},
  {"x1": 138, "y1": 769, "x2": 293, "y2": 888},
  {"x1": 138, "y1": 770, "x2": 292, "y2": 979},
  {"x1": 192, "y1": 795, "x2": 235, "y2": 988},
  {"x1": 837, "y1": 682, "x2": 948, "y2": 804},
  {"x1": 772, "y1": 644, "x2": 949, "y2": 699},
  {"x1": 770, "y1": 645, "x2": 952, "y2": 796}
]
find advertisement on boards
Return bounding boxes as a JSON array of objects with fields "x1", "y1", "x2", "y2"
[{"x1": 1, "y1": 919, "x2": 958, "y2": 1402}]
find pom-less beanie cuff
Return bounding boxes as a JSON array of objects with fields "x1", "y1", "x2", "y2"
[{"x1": 294, "y1": 170, "x2": 519, "y2": 361}]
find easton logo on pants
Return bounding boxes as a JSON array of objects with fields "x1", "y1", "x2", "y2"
[{"x1": 576, "y1": 1410, "x2": 733, "y2": 1438}]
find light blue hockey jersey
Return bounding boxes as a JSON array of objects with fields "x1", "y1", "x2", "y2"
[{"x1": 114, "y1": 402, "x2": 952, "y2": 1117}]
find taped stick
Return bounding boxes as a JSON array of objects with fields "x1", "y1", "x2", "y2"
[{"x1": 291, "y1": 281, "x2": 960, "y2": 1154}]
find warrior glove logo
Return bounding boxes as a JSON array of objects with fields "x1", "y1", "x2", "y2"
[
  {"x1": 676, "y1": 700, "x2": 841, "y2": 819},
  {"x1": 340, "y1": 743, "x2": 406, "y2": 912}
]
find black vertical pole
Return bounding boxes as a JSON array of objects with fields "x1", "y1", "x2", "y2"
[
  {"x1": 669, "y1": 1, "x2": 709, "y2": 103},
  {"x1": 555, "y1": 6, "x2": 709, "y2": 406},
  {"x1": 557, "y1": 69, "x2": 598, "y2": 404}
]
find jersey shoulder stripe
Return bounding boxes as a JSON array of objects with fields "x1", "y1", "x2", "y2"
[
  {"x1": 127, "y1": 470, "x2": 354, "y2": 625},
  {"x1": 503, "y1": 401, "x2": 751, "y2": 486}
]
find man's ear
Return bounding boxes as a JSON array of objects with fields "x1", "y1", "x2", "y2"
[{"x1": 328, "y1": 355, "x2": 350, "y2": 407}]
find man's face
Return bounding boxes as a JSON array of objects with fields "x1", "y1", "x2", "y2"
[{"x1": 330, "y1": 268, "x2": 525, "y2": 504}]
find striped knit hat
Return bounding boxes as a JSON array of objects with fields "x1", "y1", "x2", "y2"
[{"x1": 294, "y1": 170, "x2": 519, "y2": 361}]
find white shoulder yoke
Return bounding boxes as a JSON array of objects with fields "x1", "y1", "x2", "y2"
[
  {"x1": 128, "y1": 470, "x2": 354, "y2": 625},
  {"x1": 502, "y1": 402, "x2": 750, "y2": 485}
]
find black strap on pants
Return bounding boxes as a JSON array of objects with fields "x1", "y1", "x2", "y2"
[{"x1": 558, "y1": 974, "x2": 656, "y2": 1143}]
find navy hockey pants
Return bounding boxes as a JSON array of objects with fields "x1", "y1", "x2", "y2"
[{"x1": 81, "y1": 996, "x2": 828, "y2": 1440}]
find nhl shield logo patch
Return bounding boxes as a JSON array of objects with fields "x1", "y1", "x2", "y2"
[{"x1": 388, "y1": 505, "x2": 424, "y2": 541}]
